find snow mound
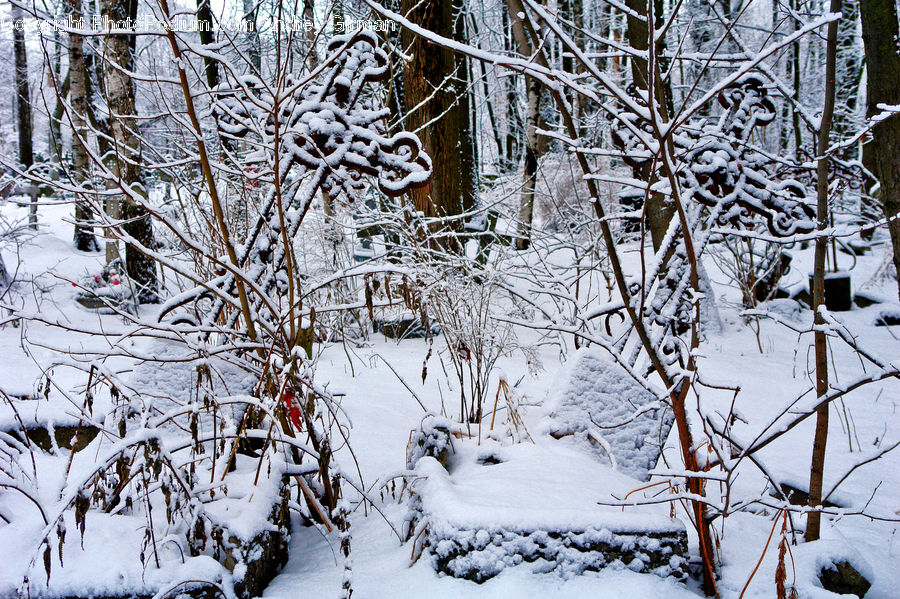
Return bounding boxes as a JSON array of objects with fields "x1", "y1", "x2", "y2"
[
  {"x1": 791, "y1": 540, "x2": 874, "y2": 599},
  {"x1": 408, "y1": 439, "x2": 688, "y2": 582}
]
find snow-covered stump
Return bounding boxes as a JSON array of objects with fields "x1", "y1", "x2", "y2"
[
  {"x1": 404, "y1": 419, "x2": 689, "y2": 584},
  {"x1": 190, "y1": 469, "x2": 292, "y2": 599}
]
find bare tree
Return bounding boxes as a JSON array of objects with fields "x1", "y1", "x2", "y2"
[
  {"x1": 507, "y1": 0, "x2": 546, "y2": 250},
  {"x1": 68, "y1": 0, "x2": 100, "y2": 252},
  {"x1": 100, "y1": 0, "x2": 158, "y2": 301},
  {"x1": 624, "y1": 0, "x2": 673, "y2": 251},
  {"x1": 242, "y1": 0, "x2": 261, "y2": 71},
  {"x1": 196, "y1": 0, "x2": 219, "y2": 88},
  {"x1": 806, "y1": 0, "x2": 841, "y2": 544},
  {"x1": 11, "y1": 2, "x2": 35, "y2": 228}
]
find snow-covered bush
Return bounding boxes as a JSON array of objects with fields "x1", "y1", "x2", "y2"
[
  {"x1": 0, "y1": 20, "x2": 432, "y2": 598},
  {"x1": 428, "y1": 267, "x2": 515, "y2": 424}
]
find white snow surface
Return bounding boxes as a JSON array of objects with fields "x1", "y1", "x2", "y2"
[
  {"x1": 1, "y1": 202, "x2": 900, "y2": 599},
  {"x1": 415, "y1": 439, "x2": 682, "y2": 534}
]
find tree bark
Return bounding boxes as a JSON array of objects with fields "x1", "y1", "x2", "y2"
[
  {"x1": 624, "y1": 0, "x2": 673, "y2": 252},
  {"x1": 101, "y1": 0, "x2": 159, "y2": 302},
  {"x1": 49, "y1": 28, "x2": 63, "y2": 174},
  {"x1": 11, "y1": 2, "x2": 35, "y2": 228},
  {"x1": 806, "y1": 0, "x2": 840, "y2": 544},
  {"x1": 860, "y1": 0, "x2": 900, "y2": 300},
  {"x1": 242, "y1": 0, "x2": 261, "y2": 71},
  {"x1": 400, "y1": 0, "x2": 475, "y2": 242},
  {"x1": 196, "y1": 0, "x2": 219, "y2": 88},
  {"x1": 502, "y1": 8, "x2": 523, "y2": 171},
  {"x1": 303, "y1": 0, "x2": 319, "y2": 70},
  {"x1": 69, "y1": 0, "x2": 101, "y2": 252},
  {"x1": 508, "y1": 0, "x2": 546, "y2": 250},
  {"x1": 11, "y1": 2, "x2": 33, "y2": 172}
]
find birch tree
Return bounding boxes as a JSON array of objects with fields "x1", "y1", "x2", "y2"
[{"x1": 69, "y1": 0, "x2": 100, "y2": 251}]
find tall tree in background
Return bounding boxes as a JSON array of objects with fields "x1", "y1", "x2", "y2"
[
  {"x1": 624, "y1": 0, "x2": 672, "y2": 252},
  {"x1": 502, "y1": 8, "x2": 523, "y2": 171},
  {"x1": 781, "y1": 0, "x2": 804, "y2": 158},
  {"x1": 507, "y1": 0, "x2": 547, "y2": 250},
  {"x1": 48, "y1": 26, "x2": 64, "y2": 176},
  {"x1": 69, "y1": 0, "x2": 101, "y2": 251},
  {"x1": 196, "y1": 0, "x2": 219, "y2": 88},
  {"x1": 559, "y1": 0, "x2": 584, "y2": 134},
  {"x1": 11, "y1": 1, "x2": 35, "y2": 228},
  {"x1": 242, "y1": 0, "x2": 261, "y2": 71},
  {"x1": 101, "y1": 0, "x2": 159, "y2": 302},
  {"x1": 860, "y1": 0, "x2": 900, "y2": 301},
  {"x1": 400, "y1": 0, "x2": 476, "y2": 235},
  {"x1": 834, "y1": 0, "x2": 863, "y2": 160},
  {"x1": 11, "y1": 2, "x2": 33, "y2": 174},
  {"x1": 455, "y1": 0, "x2": 477, "y2": 214}
]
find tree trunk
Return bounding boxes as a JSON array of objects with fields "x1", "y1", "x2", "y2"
[
  {"x1": 70, "y1": 0, "x2": 101, "y2": 252},
  {"x1": 502, "y1": 8, "x2": 523, "y2": 171},
  {"x1": 51, "y1": 73, "x2": 71, "y2": 165},
  {"x1": 860, "y1": 0, "x2": 900, "y2": 301},
  {"x1": 101, "y1": 0, "x2": 159, "y2": 303},
  {"x1": 789, "y1": 0, "x2": 803, "y2": 159},
  {"x1": 508, "y1": 0, "x2": 546, "y2": 250},
  {"x1": 400, "y1": 0, "x2": 475, "y2": 242},
  {"x1": 303, "y1": 0, "x2": 319, "y2": 70},
  {"x1": 834, "y1": 0, "x2": 862, "y2": 160},
  {"x1": 455, "y1": 1, "x2": 478, "y2": 217},
  {"x1": 196, "y1": 0, "x2": 219, "y2": 88},
  {"x1": 624, "y1": 0, "x2": 673, "y2": 252},
  {"x1": 381, "y1": 0, "x2": 407, "y2": 137},
  {"x1": 12, "y1": 3, "x2": 33, "y2": 172},
  {"x1": 806, "y1": 0, "x2": 840, "y2": 544},
  {"x1": 242, "y1": 0, "x2": 261, "y2": 71},
  {"x1": 49, "y1": 28, "x2": 63, "y2": 173},
  {"x1": 11, "y1": 2, "x2": 35, "y2": 228}
]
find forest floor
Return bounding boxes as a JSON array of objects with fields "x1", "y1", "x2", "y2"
[{"x1": 1, "y1": 200, "x2": 899, "y2": 598}]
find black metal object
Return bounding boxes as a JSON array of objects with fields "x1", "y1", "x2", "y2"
[{"x1": 808, "y1": 272, "x2": 853, "y2": 312}]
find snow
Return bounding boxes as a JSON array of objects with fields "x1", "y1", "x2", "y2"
[
  {"x1": 414, "y1": 443, "x2": 684, "y2": 534},
  {"x1": 790, "y1": 540, "x2": 874, "y2": 599},
  {"x1": 2, "y1": 182, "x2": 900, "y2": 599}
]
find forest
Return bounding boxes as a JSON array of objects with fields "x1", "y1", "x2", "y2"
[{"x1": 0, "y1": 0, "x2": 898, "y2": 597}]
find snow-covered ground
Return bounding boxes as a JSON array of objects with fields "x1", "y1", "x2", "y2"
[{"x1": 1, "y1": 200, "x2": 898, "y2": 598}]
